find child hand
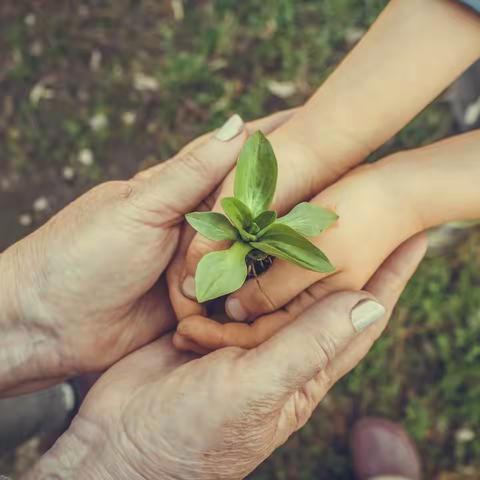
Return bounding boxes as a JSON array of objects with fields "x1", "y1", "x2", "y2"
[{"x1": 171, "y1": 130, "x2": 480, "y2": 351}]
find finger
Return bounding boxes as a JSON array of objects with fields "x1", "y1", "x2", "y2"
[
  {"x1": 245, "y1": 108, "x2": 300, "y2": 135},
  {"x1": 167, "y1": 222, "x2": 205, "y2": 320},
  {"x1": 128, "y1": 114, "x2": 247, "y2": 222},
  {"x1": 225, "y1": 258, "x2": 333, "y2": 322},
  {"x1": 172, "y1": 332, "x2": 211, "y2": 355},
  {"x1": 137, "y1": 108, "x2": 299, "y2": 181},
  {"x1": 180, "y1": 108, "x2": 299, "y2": 156},
  {"x1": 176, "y1": 310, "x2": 294, "y2": 351},
  {"x1": 241, "y1": 291, "x2": 385, "y2": 402}
]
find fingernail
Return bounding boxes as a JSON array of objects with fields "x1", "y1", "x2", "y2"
[
  {"x1": 182, "y1": 276, "x2": 196, "y2": 300},
  {"x1": 214, "y1": 114, "x2": 244, "y2": 142},
  {"x1": 225, "y1": 297, "x2": 248, "y2": 322},
  {"x1": 351, "y1": 299, "x2": 386, "y2": 332}
]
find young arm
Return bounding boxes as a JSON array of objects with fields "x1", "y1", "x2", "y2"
[
  {"x1": 171, "y1": 0, "x2": 480, "y2": 325},
  {"x1": 176, "y1": 129, "x2": 480, "y2": 350}
]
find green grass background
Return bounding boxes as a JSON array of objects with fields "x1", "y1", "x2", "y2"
[{"x1": 1, "y1": 1, "x2": 479, "y2": 478}]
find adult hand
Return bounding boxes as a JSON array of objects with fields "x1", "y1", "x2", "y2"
[
  {"x1": 0, "y1": 110, "x2": 294, "y2": 396},
  {"x1": 24, "y1": 234, "x2": 426, "y2": 480}
]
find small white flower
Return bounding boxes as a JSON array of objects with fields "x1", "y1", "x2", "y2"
[
  {"x1": 62, "y1": 166, "x2": 75, "y2": 180},
  {"x1": 455, "y1": 428, "x2": 475, "y2": 443},
  {"x1": 25, "y1": 13, "x2": 36, "y2": 27},
  {"x1": 121, "y1": 111, "x2": 136, "y2": 126},
  {"x1": 464, "y1": 97, "x2": 480, "y2": 126},
  {"x1": 267, "y1": 80, "x2": 297, "y2": 99},
  {"x1": 90, "y1": 50, "x2": 102, "y2": 71},
  {"x1": 30, "y1": 83, "x2": 54, "y2": 105},
  {"x1": 13, "y1": 49, "x2": 23, "y2": 65},
  {"x1": 19, "y1": 214, "x2": 33, "y2": 227},
  {"x1": 345, "y1": 27, "x2": 365, "y2": 46},
  {"x1": 33, "y1": 197, "x2": 49, "y2": 212},
  {"x1": 0, "y1": 178, "x2": 11, "y2": 191},
  {"x1": 89, "y1": 113, "x2": 108, "y2": 131},
  {"x1": 78, "y1": 148, "x2": 94, "y2": 166},
  {"x1": 171, "y1": 0, "x2": 184, "y2": 21},
  {"x1": 30, "y1": 41, "x2": 43, "y2": 56},
  {"x1": 134, "y1": 73, "x2": 159, "y2": 92}
]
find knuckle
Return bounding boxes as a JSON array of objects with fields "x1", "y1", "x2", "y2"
[
  {"x1": 315, "y1": 367, "x2": 334, "y2": 392},
  {"x1": 132, "y1": 169, "x2": 152, "y2": 182},
  {"x1": 310, "y1": 328, "x2": 337, "y2": 368},
  {"x1": 307, "y1": 282, "x2": 334, "y2": 302},
  {"x1": 378, "y1": 263, "x2": 405, "y2": 292},
  {"x1": 176, "y1": 151, "x2": 210, "y2": 179},
  {"x1": 116, "y1": 180, "x2": 135, "y2": 200},
  {"x1": 217, "y1": 345, "x2": 246, "y2": 361},
  {"x1": 81, "y1": 181, "x2": 133, "y2": 209},
  {"x1": 249, "y1": 279, "x2": 278, "y2": 314}
]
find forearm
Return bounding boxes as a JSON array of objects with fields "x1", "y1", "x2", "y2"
[
  {"x1": 283, "y1": 0, "x2": 480, "y2": 175},
  {"x1": 377, "y1": 129, "x2": 480, "y2": 230},
  {"x1": 0, "y1": 244, "x2": 61, "y2": 396}
]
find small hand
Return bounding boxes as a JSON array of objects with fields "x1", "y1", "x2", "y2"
[
  {"x1": 174, "y1": 130, "x2": 480, "y2": 352},
  {"x1": 168, "y1": 0, "x2": 480, "y2": 350},
  {"x1": 24, "y1": 234, "x2": 425, "y2": 480}
]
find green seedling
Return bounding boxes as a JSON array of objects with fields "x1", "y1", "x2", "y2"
[{"x1": 186, "y1": 131, "x2": 338, "y2": 303}]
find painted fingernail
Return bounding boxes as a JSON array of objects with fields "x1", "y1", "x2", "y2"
[
  {"x1": 225, "y1": 297, "x2": 248, "y2": 322},
  {"x1": 182, "y1": 276, "x2": 196, "y2": 300},
  {"x1": 214, "y1": 114, "x2": 244, "y2": 142},
  {"x1": 351, "y1": 299, "x2": 386, "y2": 332}
]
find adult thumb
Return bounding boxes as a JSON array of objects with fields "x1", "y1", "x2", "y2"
[
  {"x1": 244, "y1": 291, "x2": 386, "y2": 400},
  {"x1": 130, "y1": 114, "x2": 246, "y2": 220}
]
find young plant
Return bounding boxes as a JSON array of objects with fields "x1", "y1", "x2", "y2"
[{"x1": 186, "y1": 131, "x2": 338, "y2": 303}]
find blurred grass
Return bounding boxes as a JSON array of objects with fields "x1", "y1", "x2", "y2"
[{"x1": 0, "y1": 1, "x2": 479, "y2": 478}]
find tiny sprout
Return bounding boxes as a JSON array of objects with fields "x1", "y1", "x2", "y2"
[{"x1": 186, "y1": 131, "x2": 338, "y2": 303}]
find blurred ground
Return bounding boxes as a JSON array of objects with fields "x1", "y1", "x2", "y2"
[{"x1": 1, "y1": 1, "x2": 479, "y2": 478}]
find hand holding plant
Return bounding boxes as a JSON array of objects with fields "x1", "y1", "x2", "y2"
[
  {"x1": 186, "y1": 131, "x2": 338, "y2": 302},
  {"x1": 172, "y1": 130, "x2": 480, "y2": 353}
]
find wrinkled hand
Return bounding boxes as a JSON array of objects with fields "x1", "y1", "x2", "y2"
[
  {"x1": 0, "y1": 111, "x2": 293, "y2": 395},
  {"x1": 24, "y1": 234, "x2": 426, "y2": 480}
]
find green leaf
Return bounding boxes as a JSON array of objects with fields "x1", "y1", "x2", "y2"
[
  {"x1": 234, "y1": 131, "x2": 278, "y2": 217},
  {"x1": 277, "y1": 202, "x2": 338, "y2": 237},
  {"x1": 195, "y1": 242, "x2": 252, "y2": 302},
  {"x1": 185, "y1": 212, "x2": 238, "y2": 241},
  {"x1": 221, "y1": 197, "x2": 255, "y2": 241},
  {"x1": 252, "y1": 223, "x2": 334, "y2": 273},
  {"x1": 254, "y1": 210, "x2": 277, "y2": 231}
]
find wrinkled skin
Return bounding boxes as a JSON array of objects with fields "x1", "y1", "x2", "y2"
[
  {"x1": 0, "y1": 110, "x2": 294, "y2": 396},
  {"x1": 25, "y1": 233, "x2": 426, "y2": 480}
]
